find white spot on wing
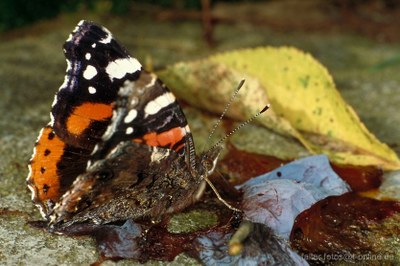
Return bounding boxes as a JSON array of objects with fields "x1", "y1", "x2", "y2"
[
  {"x1": 66, "y1": 34, "x2": 73, "y2": 42},
  {"x1": 118, "y1": 80, "x2": 134, "y2": 97},
  {"x1": 92, "y1": 43, "x2": 96, "y2": 48},
  {"x1": 85, "y1": 53, "x2": 91, "y2": 60},
  {"x1": 126, "y1": 127, "x2": 134, "y2": 134},
  {"x1": 91, "y1": 144, "x2": 99, "y2": 156},
  {"x1": 66, "y1": 60, "x2": 72, "y2": 71},
  {"x1": 58, "y1": 76, "x2": 69, "y2": 91},
  {"x1": 51, "y1": 94, "x2": 58, "y2": 107},
  {"x1": 88, "y1": 86, "x2": 96, "y2": 94},
  {"x1": 130, "y1": 97, "x2": 138, "y2": 106},
  {"x1": 99, "y1": 27, "x2": 113, "y2": 44},
  {"x1": 83, "y1": 65, "x2": 97, "y2": 80},
  {"x1": 151, "y1": 148, "x2": 170, "y2": 162},
  {"x1": 57, "y1": 59, "x2": 75, "y2": 92},
  {"x1": 144, "y1": 92, "x2": 175, "y2": 117},
  {"x1": 124, "y1": 109, "x2": 138, "y2": 124},
  {"x1": 27, "y1": 183, "x2": 35, "y2": 200},
  {"x1": 105, "y1": 57, "x2": 141, "y2": 80},
  {"x1": 145, "y1": 75, "x2": 157, "y2": 89},
  {"x1": 102, "y1": 110, "x2": 118, "y2": 141},
  {"x1": 50, "y1": 112, "x2": 55, "y2": 126}
]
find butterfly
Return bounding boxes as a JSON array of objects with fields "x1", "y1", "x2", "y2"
[{"x1": 27, "y1": 20, "x2": 225, "y2": 227}]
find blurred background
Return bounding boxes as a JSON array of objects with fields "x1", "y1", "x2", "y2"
[{"x1": 1, "y1": 0, "x2": 400, "y2": 42}]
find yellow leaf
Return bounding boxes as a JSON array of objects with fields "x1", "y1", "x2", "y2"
[{"x1": 158, "y1": 47, "x2": 400, "y2": 170}]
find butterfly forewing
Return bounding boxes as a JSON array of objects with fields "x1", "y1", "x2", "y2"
[
  {"x1": 51, "y1": 21, "x2": 142, "y2": 149},
  {"x1": 28, "y1": 20, "x2": 201, "y2": 226}
]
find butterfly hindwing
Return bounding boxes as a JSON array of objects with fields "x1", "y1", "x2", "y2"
[
  {"x1": 50, "y1": 141, "x2": 200, "y2": 226},
  {"x1": 27, "y1": 125, "x2": 90, "y2": 218}
]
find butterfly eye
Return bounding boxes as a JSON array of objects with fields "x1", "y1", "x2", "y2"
[
  {"x1": 205, "y1": 159, "x2": 212, "y2": 168},
  {"x1": 95, "y1": 169, "x2": 114, "y2": 181}
]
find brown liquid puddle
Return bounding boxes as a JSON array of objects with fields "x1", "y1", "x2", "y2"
[
  {"x1": 290, "y1": 192, "x2": 400, "y2": 262},
  {"x1": 219, "y1": 144, "x2": 287, "y2": 185},
  {"x1": 331, "y1": 164, "x2": 383, "y2": 192}
]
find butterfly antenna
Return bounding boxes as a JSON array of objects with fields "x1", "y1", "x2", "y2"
[
  {"x1": 202, "y1": 79, "x2": 245, "y2": 151},
  {"x1": 208, "y1": 104, "x2": 270, "y2": 152},
  {"x1": 203, "y1": 176, "x2": 241, "y2": 212}
]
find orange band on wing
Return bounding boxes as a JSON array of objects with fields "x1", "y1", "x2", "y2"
[
  {"x1": 28, "y1": 127, "x2": 64, "y2": 203},
  {"x1": 134, "y1": 127, "x2": 185, "y2": 151},
  {"x1": 66, "y1": 103, "x2": 113, "y2": 135}
]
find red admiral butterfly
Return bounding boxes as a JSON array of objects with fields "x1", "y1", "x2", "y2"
[{"x1": 27, "y1": 20, "x2": 224, "y2": 227}]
